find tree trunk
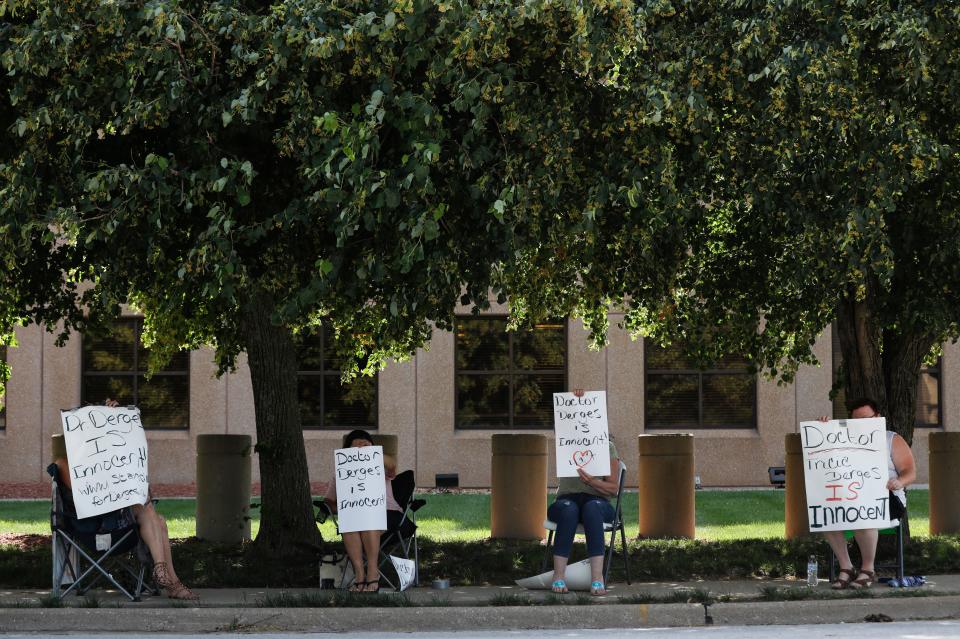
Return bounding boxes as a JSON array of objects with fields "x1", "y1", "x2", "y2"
[
  {"x1": 836, "y1": 286, "x2": 934, "y2": 445},
  {"x1": 240, "y1": 289, "x2": 322, "y2": 557},
  {"x1": 835, "y1": 286, "x2": 886, "y2": 409},
  {"x1": 881, "y1": 329, "x2": 934, "y2": 446}
]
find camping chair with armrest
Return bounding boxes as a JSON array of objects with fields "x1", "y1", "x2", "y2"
[
  {"x1": 313, "y1": 469, "x2": 426, "y2": 591},
  {"x1": 48, "y1": 463, "x2": 157, "y2": 601},
  {"x1": 377, "y1": 469, "x2": 426, "y2": 589},
  {"x1": 541, "y1": 460, "x2": 631, "y2": 586}
]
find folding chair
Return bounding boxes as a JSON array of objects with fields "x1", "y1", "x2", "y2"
[
  {"x1": 48, "y1": 463, "x2": 155, "y2": 601},
  {"x1": 313, "y1": 470, "x2": 426, "y2": 590},
  {"x1": 541, "y1": 460, "x2": 631, "y2": 586},
  {"x1": 829, "y1": 510, "x2": 907, "y2": 584},
  {"x1": 377, "y1": 470, "x2": 426, "y2": 589}
]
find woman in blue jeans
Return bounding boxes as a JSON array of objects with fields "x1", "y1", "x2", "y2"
[{"x1": 548, "y1": 439, "x2": 620, "y2": 595}]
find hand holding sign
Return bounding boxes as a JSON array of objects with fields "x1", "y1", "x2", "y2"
[{"x1": 553, "y1": 391, "x2": 610, "y2": 478}]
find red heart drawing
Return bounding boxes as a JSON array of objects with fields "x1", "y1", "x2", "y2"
[{"x1": 572, "y1": 450, "x2": 594, "y2": 468}]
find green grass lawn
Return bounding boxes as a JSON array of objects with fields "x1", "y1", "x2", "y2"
[{"x1": 0, "y1": 488, "x2": 932, "y2": 541}]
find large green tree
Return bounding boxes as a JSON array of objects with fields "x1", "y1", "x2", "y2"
[
  {"x1": 0, "y1": 0, "x2": 642, "y2": 555},
  {"x1": 515, "y1": 1, "x2": 960, "y2": 445}
]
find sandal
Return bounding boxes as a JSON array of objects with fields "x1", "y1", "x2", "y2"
[
  {"x1": 363, "y1": 580, "x2": 381, "y2": 594},
  {"x1": 831, "y1": 567, "x2": 856, "y2": 590},
  {"x1": 849, "y1": 570, "x2": 875, "y2": 589},
  {"x1": 348, "y1": 580, "x2": 368, "y2": 593},
  {"x1": 152, "y1": 562, "x2": 198, "y2": 600},
  {"x1": 590, "y1": 580, "x2": 607, "y2": 596},
  {"x1": 551, "y1": 579, "x2": 568, "y2": 594}
]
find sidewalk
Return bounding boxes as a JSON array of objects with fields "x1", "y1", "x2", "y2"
[{"x1": 2, "y1": 576, "x2": 959, "y2": 633}]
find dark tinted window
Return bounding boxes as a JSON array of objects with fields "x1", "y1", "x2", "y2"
[
  {"x1": 82, "y1": 319, "x2": 189, "y2": 429},
  {"x1": 456, "y1": 317, "x2": 566, "y2": 429}
]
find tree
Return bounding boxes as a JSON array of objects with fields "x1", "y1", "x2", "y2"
[
  {"x1": 509, "y1": 1, "x2": 960, "y2": 445},
  {"x1": 0, "y1": 0, "x2": 641, "y2": 555}
]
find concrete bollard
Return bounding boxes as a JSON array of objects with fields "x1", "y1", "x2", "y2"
[
  {"x1": 784, "y1": 433, "x2": 810, "y2": 539},
  {"x1": 490, "y1": 434, "x2": 547, "y2": 539},
  {"x1": 637, "y1": 434, "x2": 695, "y2": 539},
  {"x1": 371, "y1": 434, "x2": 398, "y2": 460},
  {"x1": 51, "y1": 434, "x2": 67, "y2": 462},
  {"x1": 930, "y1": 432, "x2": 960, "y2": 535},
  {"x1": 196, "y1": 434, "x2": 252, "y2": 543}
]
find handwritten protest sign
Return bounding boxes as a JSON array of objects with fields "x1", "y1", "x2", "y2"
[
  {"x1": 60, "y1": 405, "x2": 149, "y2": 519},
  {"x1": 389, "y1": 555, "x2": 416, "y2": 591},
  {"x1": 334, "y1": 445, "x2": 387, "y2": 533},
  {"x1": 553, "y1": 391, "x2": 611, "y2": 478},
  {"x1": 800, "y1": 417, "x2": 891, "y2": 532}
]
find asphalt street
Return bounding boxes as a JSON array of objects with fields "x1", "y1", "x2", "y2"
[{"x1": 4, "y1": 622, "x2": 960, "y2": 639}]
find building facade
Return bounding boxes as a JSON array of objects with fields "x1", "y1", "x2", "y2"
[{"x1": 0, "y1": 306, "x2": 955, "y2": 494}]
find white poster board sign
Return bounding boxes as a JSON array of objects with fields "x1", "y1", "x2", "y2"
[
  {"x1": 800, "y1": 417, "x2": 891, "y2": 532},
  {"x1": 334, "y1": 445, "x2": 387, "y2": 533},
  {"x1": 60, "y1": 405, "x2": 149, "y2": 519},
  {"x1": 553, "y1": 391, "x2": 611, "y2": 478},
  {"x1": 389, "y1": 555, "x2": 416, "y2": 591}
]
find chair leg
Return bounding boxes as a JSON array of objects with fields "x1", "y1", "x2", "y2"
[
  {"x1": 897, "y1": 524, "x2": 905, "y2": 582},
  {"x1": 619, "y1": 523, "x2": 631, "y2": 585},
  {"x1": 603, "y1": 526, "x2": 615, "y2": 585},
  {"x1": 541, "y1": 531, "x2": 554, "y2": 574}
]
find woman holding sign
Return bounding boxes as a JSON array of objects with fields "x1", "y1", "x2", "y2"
[
  {"x1": 547, "y1": 438, "x2": 620, "y2": 596},
  {"x1": 321, "y1": 429, "x2": 401, "y2": 593},
  {"x1": 820, "y1": 398, "x2": 916, "y2": 590},
  {"x1": 54, "y1": 399, "x2": 198, "y2": 600}
]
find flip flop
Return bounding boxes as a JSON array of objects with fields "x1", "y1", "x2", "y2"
[
  {"x1": 590, "y1": 580, "x2": 606, "y2": 596},
  {"x1": 551, "y1": 579, "x2": 568, "y2": 594}
]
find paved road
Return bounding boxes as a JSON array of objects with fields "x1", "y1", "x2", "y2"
[{"x1": 4, "y1": 621, "x2": 960, "y2": 638}]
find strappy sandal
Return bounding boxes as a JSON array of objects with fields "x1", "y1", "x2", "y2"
[
  {"x1": 849, "y1": 570, "x2": 875, "y2": 589},
  {"x1": 831, "y1": 567, "x2": 856, "y2": 590},
  {"x1": 590, "y1": 580, "x2": 607, "y2": 596},
  {"x1": 551, "y1": 579, "x2": 568, "y2": 594},
  {"x1": 152, "y1": 562, "x2": 199, "y2": 600}
]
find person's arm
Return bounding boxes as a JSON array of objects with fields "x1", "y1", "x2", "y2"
[
  {"x1": 53, "y1": 457, "x2": 72, "y2": 490},
  {"x1": 322, "y1": 478, "x2": 338, "y2": 513},
  {"x1": 576, "y1": 452, "x2": 619, "y2": 496},
  {"x1": 384, "y1": 454, "x2": 397, "y2": 479},
  {"x1": 888, "y1": 434, "x2": 916, "y2": 490}
]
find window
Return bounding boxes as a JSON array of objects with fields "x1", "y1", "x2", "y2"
[
  {"x1": 455, "y1": 317, "x2": 567, "y2": 429},
  {"x1": 297, "y1": 327, "x2": 377, "y2": 430},
  {"x1": 831, "y1": 329, "x2": 941, "y2": 426},
  {"x1": 82, "y1": 319, "x2": 189, "y2": 429},
  {"x1": 0, "y1": 345, "x2": 6, "y2": 430},
  {"x1": 645, "y1": 342, "x2": 756, "y2": 429}
]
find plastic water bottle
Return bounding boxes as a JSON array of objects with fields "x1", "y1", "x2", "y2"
[{"x1": 806, "y1": 555, "x2": 818, "y2": 586}]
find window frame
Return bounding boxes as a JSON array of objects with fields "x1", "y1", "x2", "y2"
[
  {"x1": 297, "y1": 325, "x2": 379, "y2": 431},
  {"x1": 81, "y1": 317, "x2": 191, "y2": 430},
  {"x1": 453, "y1": 315, "x2": 568, "y2": 430},
  {"x1": 643, "y1": 342, "x2": 758, "y2": 430}
]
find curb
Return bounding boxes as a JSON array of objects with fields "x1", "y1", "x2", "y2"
[{"x1": 1, "y1": 597, "x2": 959, "y2": 633}]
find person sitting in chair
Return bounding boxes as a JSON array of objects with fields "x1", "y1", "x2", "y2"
[
  {"x1": 819, "y1": 397, "x2": 916, "y2": 590},
  {"x1": 321, "y1": 429, "x2": 403, "y2": 592},
  {"x1": 548, "y1": 404, "x2": 620, "y2": 596},
  {"x1": 54, "y1": 399, "x2": 198, "y2": 600}
]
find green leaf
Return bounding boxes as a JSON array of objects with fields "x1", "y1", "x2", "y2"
[{"x1": 222, "y1": 111, "x2": 233, "y2": 127}]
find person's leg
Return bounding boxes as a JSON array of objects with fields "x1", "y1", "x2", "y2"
[
  {"x1": 342, "y1": 532, "x2": 365, "y2": 590},
  {"x1": 822, "y1": 531, "x2": 855, "y2": 589},
  {"x1": 360, "y1": 530, "x2": 382, "y2": 590},
  {"x1": 132, "y1": 502, "x2": 196, "y2": 599},
  {"x1": 548, "y1": 497, "x2": 580, "y2": 592},
  {"x1": 850, "y1": 528, "x2": 879, "y2": 587},
  {"x1": 581, "y1": 498, "x2": 615, "y2": 594}
]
